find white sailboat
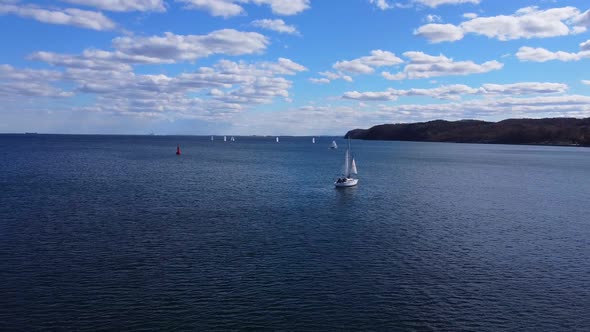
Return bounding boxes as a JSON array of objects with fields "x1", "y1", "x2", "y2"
[
  {"x1": 330, "y1": 140, "x2": 338, "y2": 149},
  {"x1": 231, "y1": 136, "x2": 235, "y2": 142},
  {"x1": 276, "y1": 137, "x2": 279, "y2": 143},
  {"x1": 223, "y1": 136, "x2": 227, "y2": 142},
  {"x1": 312, "y1": 137, "x2": 316, "y2": 144},
  {"x1": 335, "y1": 139, "x2": 358, "y2": 187},
  {"x1": 210, "y1": 136, "x2": 214, "y2": 141}
]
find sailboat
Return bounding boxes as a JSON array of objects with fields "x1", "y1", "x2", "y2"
[
  {"x1": 210, "y1": 136, "x2": 214, "y2": 141},
  {"x1": 276, "y1": 137, "x2": 279, "y2": 143},
  {"x1": 224, "y1": 136, "x2": 227, "y2": 142},
  {"x1": 312, "y1": 137, "x2": 316, "y2": 144},
  {"x1": 330, "y1": 140, "x2": 338, "y2": 149},
  {"x1": 231, "y1": 136, "x2": 235, "y2": 142},
  {"x1": 334, "y1": 139, "x2": 358, "y2": 187}
]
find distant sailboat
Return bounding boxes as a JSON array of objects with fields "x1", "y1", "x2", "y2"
[
  {"x1": 224, "y1": 136, "x2": 227, "y2": 142},
  {"x1": 312, "y1": 137, "x2": 316, "y2": 144},
  {"x1": 176, "y1": 144, "x2": 181, "y2": 155},
  {"x1": 330, "y1": 140, "x2": 338, "y2": 149},
  {"x1": 276, "y1": 137, "x2": 279, "y2": 143},
  {"x1": 334, "y1": 139, "x2": 358, "y2": 187},
  {"x1": 231, "y1": 136, "x2": 235, "y2": 142},
  {"x1": 210, "y1": 136, "x2": 214, "y2": 141}
]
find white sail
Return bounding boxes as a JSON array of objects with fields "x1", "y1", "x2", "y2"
[
  {"x1": 331, "y1": 140, "x2": 338, "y2": 149},
  {"x1": 334, "y1": 139, "x2": 359, "y2": 187},
  {"x1": 210, "y1": 136, "x2": 214, "y2": 141},
  {"x1": 343, "y1": 149, "x2": 350, "y2": 176},
  {"x1": 231, "y1": 136, "x2": 235, "y2": 142},
  {"x1": 350, "y1": 158, "x2": 358, "y2": 175},
  {"x1": 312, "y1": 137, "x2": 315, "y2": 144},
  {"x1": 276, "y1": 137, "x2": 279, "y2": 143},
  {"x1": 224, "y1": 136, "x2": 227, "y2": 142}
]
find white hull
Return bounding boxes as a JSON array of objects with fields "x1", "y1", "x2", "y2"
[{"x1": 334, "y1": 178, "x2": 358, "y2": 187}]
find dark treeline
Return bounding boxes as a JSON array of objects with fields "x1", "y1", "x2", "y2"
[{"x1": 345, "y1": 118, "x2": 590, "y2": 146}]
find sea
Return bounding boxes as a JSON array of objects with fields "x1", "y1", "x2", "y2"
[{"x1": 1, "y1": 134, "x2": 589, "y2": 331}]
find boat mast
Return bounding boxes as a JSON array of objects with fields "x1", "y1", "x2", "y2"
[{"x1": 347, "y1": 138, "x2": 352, "y2": 178}]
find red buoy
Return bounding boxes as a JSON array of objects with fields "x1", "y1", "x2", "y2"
[{"x1": 176, "y1": 145, "x2": 181, "y2": 155}]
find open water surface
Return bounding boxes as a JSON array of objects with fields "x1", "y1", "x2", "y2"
[{"x1": 1, "y1": 134, "x2": 589, "y2": 330}]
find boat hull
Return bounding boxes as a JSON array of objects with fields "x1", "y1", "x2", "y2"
[{"x1": 334, "y1": 178, "x2": 358, "y2": 187}]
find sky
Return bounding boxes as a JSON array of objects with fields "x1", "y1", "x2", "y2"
[{"x1": 1, "y1": 0, "x2": 590, "y2": 135}]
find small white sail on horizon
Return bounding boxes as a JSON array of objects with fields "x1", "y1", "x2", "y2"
[
  {"x1": 276, "y1": 137, "x2": 279, "y2": 143},
  {"x1": 231, "y1": 136, "x2": 235, "y2": 142},
  {"x1": 210, "y1": 136, "x2": 214, "y2": 141},
  {"x1": 330, "y1": 140, "x2": 338, "y2": 149},
  {"x1": 312, "y1": 137, "x2": 316, "y2": 144}
]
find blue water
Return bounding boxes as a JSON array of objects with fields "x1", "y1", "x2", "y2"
[{"x1": 1, "y1": 134, "x2": 589, "y2": 330}]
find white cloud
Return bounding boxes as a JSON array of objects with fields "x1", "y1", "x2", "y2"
[
  {"x1": 342, "y1": 82, "x2": 567, "y2": 101},
  {"x1": 416, "y1": 6, "x2": 586, "y2": 43},
  {"x1": 0, "y1": 64, "x2": 72, "y2": 98},
  {"x1": 61, "y1": 0, "x2": 165, "y2": 12},
  {"x1": 516, "y1": 45, "x2": 590, "y2": 62},
  {"x1": 414, "y1": 24, "x2": 464, "y2": 43},
  {"x1": 251, "y1": 19, "x2": 298, "y2": 34},
  {"x1": 382, "y1": 71, "x2": 407, "y2": 80},
  {"x1": 333, "y1": 60, "x2": 374, "y2": 74},
  {"x1": 310, "y1": 50, "x2": 404, "y2": 83},
  {"x1": 333, "y1": 50, "x2": 404, "y2": 74},
  {"x1": 18, "y1": 57, "x2": 307, "y2": 120},
  {"x1": 177, "y1": 0, "x2": 310, "y2": 17},
  {"x1": 425, "y1": 14, "x2": 442, "y2": 23},
  {"x1": 463, "y1": 12, "x2": 477, "y2": 19},
  {"x1": 260, "y1": 57, "x2": 308, "y2": 75},
  {"x1": 572, "y1": 9, "x2": 590, "y2": 28},
  {"x1": 29, "y1": 50, "x2": 153, "y2": 71},
  {"x1": 318, "y1": 51, "x2": 500, "y2": 83},
  {"x1": 23, "y1": 29, "x2": 283, "y2": 115},
  {"x1": 414, "y1": 0, "x2": 479, "y2": 8},
  {"x1": 0, "y1": 3, "x2": 116, "y2": 30},
  {"x1": 251, "y1": 0, "x2": 310, "y2": 15},
  {"x1": 112, "y1": 29, "x2": 269, "y2": 62},
  {"x1": 370, "y1": 0, "x2": 478, "y2": 10},
  {"x1": 29, "y1": 30, "x2": 269, "y2": 72},
  {"x1": 400, "y1": 51, "x2": 503, "y2": 79},
  {"x1": 582, "y1": 80, "x2": 590, "y2": 86},
  {"x1": 316, "y1": 71, "x2": 353, "y2": 83},
  {"x1": 369, "y1": 0, "x2": 394, "y2": 10},
  {"x1": 309, "y1": 78, "x2": 330, "y2": 84},
  {"x1": 177, "y1": 0, "x2": 244, "y2": 17},
  {"x1": 481, "y1": 82, "x2": 568, "y2": 95},
  {"x1": 374, "y1": 95, "x2": 590, "y2": 120},
  {"x1": 580, "y1": 39, "x2": 590, "y2": 51},
  {"x1": 462, "y1": 6, "x2": 579, "y2": 40},
  {"x1": 343, "y1": 90, "x2": 401, "y2": 101}
]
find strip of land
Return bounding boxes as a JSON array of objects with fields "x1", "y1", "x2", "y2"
[{"x1": 345, "y1": 118, "x2": 590, "y2": 146}]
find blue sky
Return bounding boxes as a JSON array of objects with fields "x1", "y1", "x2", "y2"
[{"x1": 1, "y1": 0, "x2": 589, "y2": 135}]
